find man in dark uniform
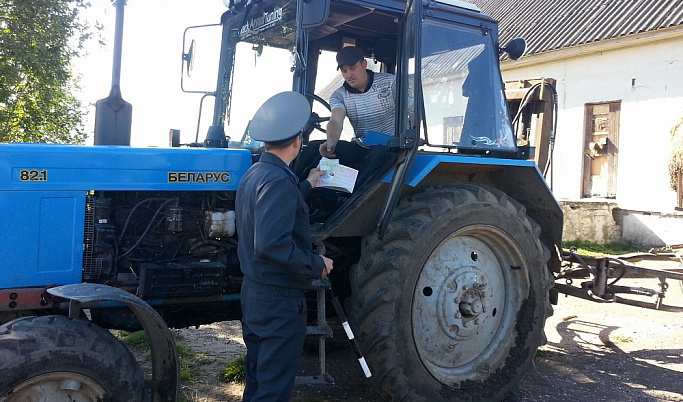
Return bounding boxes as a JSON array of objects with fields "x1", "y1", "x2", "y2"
[{"x1": 236, "y1": 91, "x2": 334, "y2": 402}]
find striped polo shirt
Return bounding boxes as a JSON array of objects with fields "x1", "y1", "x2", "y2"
[{"x1": 329, "y1": 70, "x2": 396, "y2": 138}]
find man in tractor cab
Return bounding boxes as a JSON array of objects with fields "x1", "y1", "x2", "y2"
[{"x1": 296, "y1": 46, "x2": 397, "y2": 219}]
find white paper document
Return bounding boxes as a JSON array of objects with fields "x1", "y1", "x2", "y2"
[{"x1": 315, "y1": 157, "x2": 358, "y2": 193}]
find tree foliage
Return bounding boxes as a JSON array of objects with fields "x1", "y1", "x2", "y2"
[{"x1": 0, "y1": 0, "x2": 92, "y2": 144}]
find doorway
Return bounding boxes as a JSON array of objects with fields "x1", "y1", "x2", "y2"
[{"x1": 582, "y1": 101, "x2": 621, "y2": 198}]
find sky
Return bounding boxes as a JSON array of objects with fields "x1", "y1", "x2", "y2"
[
  {"x1": 74, "y1": 0, "x2": 342, "y2": 147},
  {"x1": 75, "y1": 1, "x2": 236, "y2": 147}
]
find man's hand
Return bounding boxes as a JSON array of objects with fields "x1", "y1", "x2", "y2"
[
  {"x1": 321, "y1": 256, "x2": 334, "y2": 279},
  {"x1": 319, "y1": 141, "x2": 337, "y2": 159},
  {"x1": 306, "y1": 167, "x2": 325, "y2": 187}
]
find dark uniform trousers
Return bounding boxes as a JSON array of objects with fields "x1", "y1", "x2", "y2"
[{"x1": 241, "y1": 279, "x2": 307, "y2": 402}]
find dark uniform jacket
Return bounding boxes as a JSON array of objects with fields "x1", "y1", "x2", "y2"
[{"x1": 236, "y1": 152, "x2": 325, "y2": 290}]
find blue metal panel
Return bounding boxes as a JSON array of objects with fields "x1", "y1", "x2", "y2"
[
  {"x1": 0, "y1": 144, "x2": 254, "y2": 289},
  {"x1": 379, "y1": 153, "x2": 563, "y2": 266},
  {"x1": 0, "y1": 191, "x2": 85, "y2": 288},
  {"x1": 383, "y1": 153, "x2": 540, "y2": 186},
  {"x1": 0, "y1": 144, "x2": 254, "y2": 192}
]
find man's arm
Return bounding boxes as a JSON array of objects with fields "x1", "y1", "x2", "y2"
[{"x1": 320, "y1": 108, "x2": 346, "y2": 158}]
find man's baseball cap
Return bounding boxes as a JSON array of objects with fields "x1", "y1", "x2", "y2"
[
  {"x1": 336, "y1": 46, "x2": 364, "y2": 70},
  {"x1": 248, "y1": 92, "x2": 311, "y2": 143}
]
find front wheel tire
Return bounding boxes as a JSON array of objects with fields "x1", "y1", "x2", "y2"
[{"x1": 0, "y1": 315, "x2": 146, "y2": 402}]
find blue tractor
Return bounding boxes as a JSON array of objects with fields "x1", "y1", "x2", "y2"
[{"x1": 0, "y1": 0, "x2": 565, "y2": 400}]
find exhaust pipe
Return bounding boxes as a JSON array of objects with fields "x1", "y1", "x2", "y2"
[{"x1": 94, "y1": 0, "x2": 132, "y2": 146}]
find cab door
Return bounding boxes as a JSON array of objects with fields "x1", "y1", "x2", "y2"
[{"x1": 377, "y1": 0, "x2": 422, "y2": 236}]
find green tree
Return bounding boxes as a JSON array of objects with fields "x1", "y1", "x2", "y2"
[{"x1": 0, "y1": 0, "x2": 93, "y2": 143}]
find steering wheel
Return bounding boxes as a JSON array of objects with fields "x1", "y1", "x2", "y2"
[{"x1": 304, "y1": 92, "x2": 331, "y2": 136}]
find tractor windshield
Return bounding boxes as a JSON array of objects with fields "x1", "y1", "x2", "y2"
[
  {"x1": 221, "y1": 0, "x2": 299, "y2": 142},
  {"x1": 419, "y1": 18, "x2": 516, "y2": 152}
]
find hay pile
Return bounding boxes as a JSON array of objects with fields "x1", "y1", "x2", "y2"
[{"x1": 669, "y1": 113, "x2": 683, "y2": 190}]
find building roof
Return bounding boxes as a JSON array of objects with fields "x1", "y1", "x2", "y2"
[{"x1": 471, "y1": 0, "x2": 683, "y2": 56}]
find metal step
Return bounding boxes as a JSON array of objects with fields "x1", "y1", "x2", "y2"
[{"x1": 296, "y1": 278, "x2": 334, "y2": 387}]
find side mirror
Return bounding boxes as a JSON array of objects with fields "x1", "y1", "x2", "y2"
[
  {"x1": 179, "y1": 23, "x2": 221, "y2": 94},
  {"x1": 501, "y1": 38, "x2": 526, "y2": 60},
  {"x1": 182, "y1": 39, "x2": 196, "y2": 77},
  {"x1": 301, "y1": 0, "x2": 330, "y2": 29}
]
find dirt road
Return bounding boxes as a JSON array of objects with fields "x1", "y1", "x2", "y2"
[
  {"x1": 178, "y1": 277, "x2": 683, "y2": 401},
  {"x1": 508, "y1": 279, "x2": 683, "y2": 402}
]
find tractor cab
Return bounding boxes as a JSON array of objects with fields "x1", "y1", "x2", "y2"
[
  {"x1": 180, "y1": 0, "x2": 534, "y2": 237},
  {"x1": 184, "y1": 0, "x2": 522, "y2": 157}
]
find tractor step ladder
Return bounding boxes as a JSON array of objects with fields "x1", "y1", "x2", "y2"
[{"x1": 295, "y1": 278, "x2": 334, "y2": 387}]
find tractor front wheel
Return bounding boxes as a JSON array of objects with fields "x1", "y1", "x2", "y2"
[{"x1": 0, "y1": 315, "x2": 146, "y2": 402}]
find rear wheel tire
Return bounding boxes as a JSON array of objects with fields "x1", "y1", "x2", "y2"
[
  {"x1": 0, "y1": 315, "x2": 146, "y2": 402},
  {"x1": 348, "y1": 184, "x2": 553, "y2": 401}
]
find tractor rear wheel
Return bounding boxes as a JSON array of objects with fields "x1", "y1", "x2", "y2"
[
  {"x1": 348, "y1": 183, "x2": 553, "y2": 401},
  {"x1": 0, "y1": 315, "x2": 146, "y2": 402}
]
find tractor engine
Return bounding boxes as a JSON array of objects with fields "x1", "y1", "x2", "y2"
[{"x1": 82, "y1": 190, "x2": 242, "y2": 301}]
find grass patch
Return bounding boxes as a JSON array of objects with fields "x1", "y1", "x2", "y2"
[
  {"x1": 563, "y1": 240, "x2": 645, "y2": 257},
  {"x1": 115, "y1": 330, "x2": 212, "y2": 384},
  {"x1": 114, "y1": 329, "x2": 150, "y2": 350},
  {"x1": 600, "y1": 335, "x2": 633, "y2": 347},
  {"x1": 176, "y1": 341, "x2": 213, "y2": 384},
  {"x1": 535, "y1": 347, "x2": 560, "y2": 359},
  {"x1": 601, "y1": 338, "x2": 615, "y2": 347},
  {"x1": 219, "y1": 355, "x2": 246, "y2": 383}
]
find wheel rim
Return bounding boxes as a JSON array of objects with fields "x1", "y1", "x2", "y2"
[
  {"x1": 2, "y1": 372, "x2": 108, "y2": 402},
  {"x1": 412, "y1": 225, "x2": 528, "y2": 385}
]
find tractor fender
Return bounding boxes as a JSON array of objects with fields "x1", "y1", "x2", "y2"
[
  {"x1": 383, "y1": 153, "x2": 540, "y2": 187},
  {"x1": 321, "y1": 153, "x2": 563, "y2": 272},
  {"x1": 386, "y1": 153, "x2": 564, "y2": 271},
  {"x1": 47, "y1": 283, "x2": 179, "y2": 402}
]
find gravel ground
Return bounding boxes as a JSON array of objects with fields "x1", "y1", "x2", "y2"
[{"x1": 176, "y1": 276, "x2": 683, "y2": 401}]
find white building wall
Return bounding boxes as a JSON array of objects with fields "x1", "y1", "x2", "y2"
[{"x1": 501, "y1": 31, "x2": 683, "y2": 213}]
